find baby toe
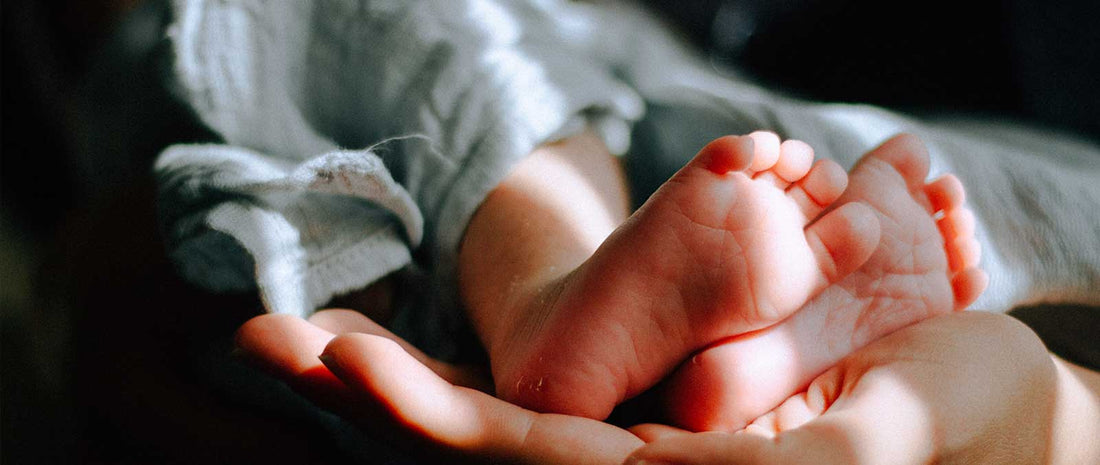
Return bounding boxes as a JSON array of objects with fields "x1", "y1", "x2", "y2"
[
  {"x1": 952, "y1": 267, "x2": 989, "y2": 310},
  {"x1": 925, "y1": 174, "x2": 966, "y2": 213},
  {"x1": 789, "y1": 159, "x2": 848, "y2": 219},
  {"x1": 938, "y1": 208, "x2": 977, "y2": 244},
  {"x1": 747, "y1": 131, "x2": 782, "y2": 172},
  {"x1": 697, "y1": 135, "x2": 756, "y2": 174},
  {"x1": 774, "y1": 140, "x2": 815, "y2": 183},
  {"x1": 947, "y1": 235, "x2": 982, "y2": 273},
  {"x1": 664, "y1": 333, "x2": 805, "y2": 433},
  {"x1": 805, "y1": 202, "x2": 881, "y2": 286}
]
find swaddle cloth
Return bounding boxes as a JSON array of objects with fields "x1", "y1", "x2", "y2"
[
  {"x1": 159, "y1": 0, "x2": 1100, "y2": 356},
  {"x1": 588, "y1": 0, "x2": 1100, "y2": 313},
  {"x1": 156, "y1": 0, "x2": 644, "y2": 354},
  {"x1": 155, "y1": 1, "x2": 1099, "y2": 463}
]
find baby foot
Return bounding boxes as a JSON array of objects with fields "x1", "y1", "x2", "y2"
[
  {"x1": 491, "y1": 132, "x2": 882, "y2": 419},
  {"x1": 663, "y1": 134, "x2": 989, "y2": 431}
]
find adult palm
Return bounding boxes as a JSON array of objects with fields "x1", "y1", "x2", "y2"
[
  {"x1": 235, "y1": 309, "x2": 643, "y2": 464},
  {"x1": 625, "y1": 312, "x2": 1095, "y2": 465},
  {"x1": 237, "y1": 310, "x2": 1098, "y2": 465}
]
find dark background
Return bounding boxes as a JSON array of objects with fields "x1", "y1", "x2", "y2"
[{"x1": 3, "y1": 0, "x2": 1098, "y2": 463}]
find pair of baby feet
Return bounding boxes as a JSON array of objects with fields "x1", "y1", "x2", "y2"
[{"x1": 489, "y1": 132, "x2": 987, "y2": 430}]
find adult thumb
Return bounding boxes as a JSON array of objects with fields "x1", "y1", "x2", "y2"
[
  {"x1": 626, "y1": 374, "x2": 934, "y2": 465},
  {"x1": 626, "y1": 355, "x2": 940, "y2": 465}
]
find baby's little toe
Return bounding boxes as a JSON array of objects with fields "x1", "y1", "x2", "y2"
[
  {"x1": 925, "y1": 174, "x2": 966, "y2": 213},
  {"x1": 952, "y1": 267, "x2": 989, "y2": 310},
  {"x1": 947, "y1": 235, "x2": 982, "y2": 273},
  {"x1": 938, "y1": 207, "x2": 977, "y2": 244}
]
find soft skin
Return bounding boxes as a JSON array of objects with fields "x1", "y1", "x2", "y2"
[
  {"x1": 663, "y1": 134, "x2": 988, "y2": 432},
  {"x1": 460, "y1": 130, "x2": 880, "y2": 419},
  {"x1": 235, "y1": 310, "x2": 1100, "y2": 465},
  {"x1": 627, "y1": 312, "x2": 1100, "y2": 465},
  {"x1": 235, "y1": 310, "x2": 644, "y2": 465}
]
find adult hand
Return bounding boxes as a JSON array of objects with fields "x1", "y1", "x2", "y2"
[
  {"x1": 627, "y1": 312, "x2": 1100, "y2": 465},
  {"x1": 234, "y1": 309, "x2": 644, "y2": 464}
]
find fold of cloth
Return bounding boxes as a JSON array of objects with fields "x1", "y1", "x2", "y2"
[
  {"x1": 151, "y1": 1, "x2": 1100, "y2": 463},
  {"x1": 593, "y1": 0, "x2": 1100, "y2": 313},
  {"x1": 157, "y1": 0, "x2": 644, "y2": 352}
]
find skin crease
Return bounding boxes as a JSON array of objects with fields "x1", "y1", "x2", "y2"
[
  {"x1": 625, "y1": 312, "x2": 1100, "y2": 465},
  {"x1": 233, "y1": 133, "x2": 1100, "y2": 464},
  {"x1": 234, "y1": 309, "x2": 1100, "y2": 465},
  {"x1": 662, "y1": 134, "x2": 990, "y2": 433},
  {"x1": 459, "y1": 130, "x2": 882, "y2": 419}
]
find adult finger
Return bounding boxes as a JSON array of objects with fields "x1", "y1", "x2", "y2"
[
  {"x1": 309, "y1": 309, "x2": 491, "y2": 392},
  {"x1": 234, "y1": 314, "x2": 352, "y2": 410},
  {"x1": 625, "y1": 374, "x2": 912, "y2": 465},
  {"x1": 235, "y1": 315, "x2": 527, "y2": 463},
  {"x1": 622, "y1": 430, "x2": 830, "y2": 465},
  {"x1": 628, "y1": 313, "x2": 1053, "y2": 465},
  {"x1": 322, "y1": 333, "x2": 644, "y2": 465},
  {"x1": 236, "y1": 314, "x2": 334, "y2": 376},
  {"x1": 628, "y1": 423, "x2": 693, "y2": 443}
]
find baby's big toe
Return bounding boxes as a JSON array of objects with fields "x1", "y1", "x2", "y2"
[
  {"x1": 925, "y1": 174, "x2": 966, "y2": 212},
  {"x1": 695, "y1": 135, "x2": 756, "y2": 174},
  {"x1": 805, "y1": 202, "x2": 881, "y2": 287},
  {"x1": 663, "y1": 330, "x2": 808, "y2": 432}
]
